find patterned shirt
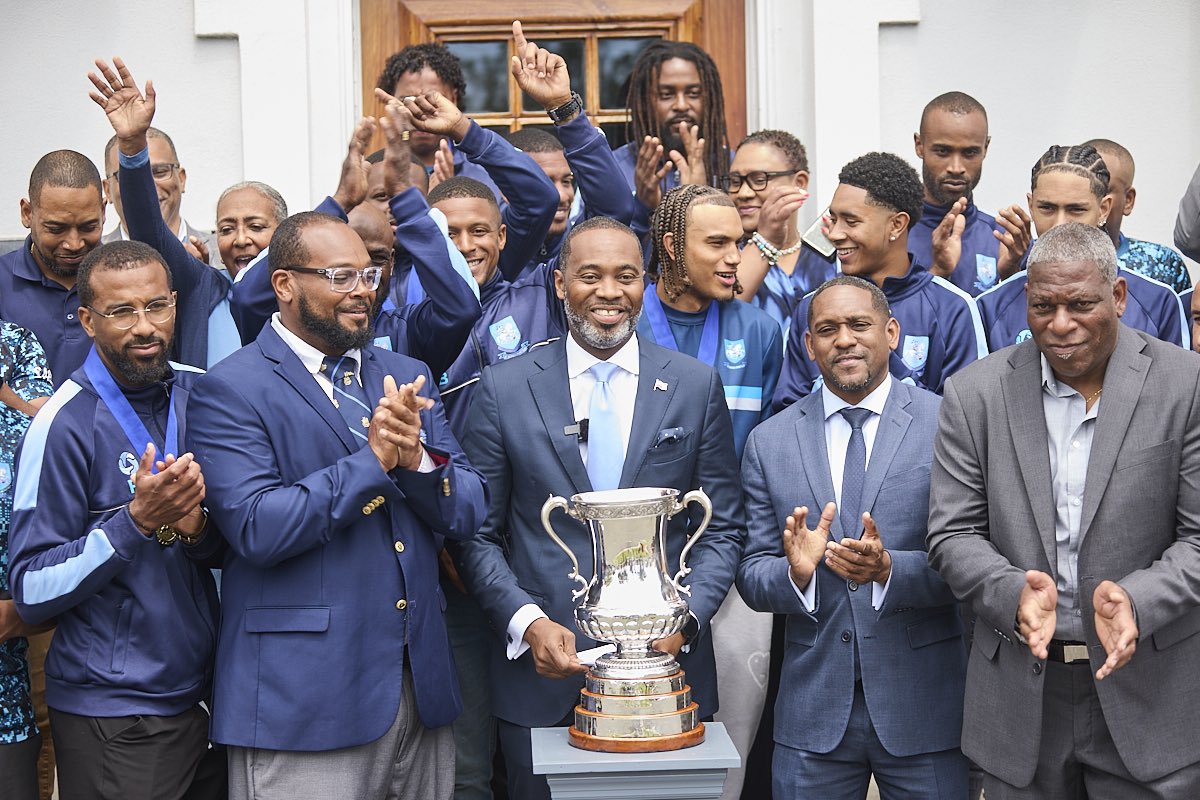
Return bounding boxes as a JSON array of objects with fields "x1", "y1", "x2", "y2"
[
  {"x1": 1118, "y1": 233, "x2": 1192, "y2": 295},
  {"x1": 0, "y1": 321, "x2": 52, "y2": 744}
]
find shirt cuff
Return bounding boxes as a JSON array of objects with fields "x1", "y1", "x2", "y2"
[
  {"x1": 872, "y1": 570, "x2": 893, "y2": 611},
  {"x1": 118, "y1": 147, "x2": 150, "y2": 169},
  {"x1": 416, "y1": 449, "x2": 436, "y2": 473},
  {"x1": 789, "y1": 571, "x2": 817, "y2": 613},
  {"x1": 506, "y1": 603, "x2": 548, "y2": 660}
]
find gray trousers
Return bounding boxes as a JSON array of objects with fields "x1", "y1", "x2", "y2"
[
  {"x1": 984, "y1": 661, "x2": 1200, "y2": 799},
  {"x1": 228, "y1": 668, "x2": 454, "y2": 800}
]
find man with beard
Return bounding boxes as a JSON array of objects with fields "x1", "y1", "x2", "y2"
[
  {"x1": 738, "y1": 275, "x2": 967, "y2": 798},
  {"x1": 909, "y1": 92, "x2": 1032, "y2": 295},
  {"x1": 456, "y1": 216, "x2": 745, "y2": 800},
  {"x1": 186, "y1": 211, "x2": 486, "y2": 800},
  {"x1": 615, "y1": 40, "x2": 731, "y2": 234},
  {"x1": 9, "y1": 240, "x2": 225, "y2": 799}
]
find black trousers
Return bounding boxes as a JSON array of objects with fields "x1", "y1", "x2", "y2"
[
  {"x1": 0, "y1": 731, "x2": 41, "y2": 800},
  {"x1": 50, "y1": 705, "x2": 226, "y2": 800}
]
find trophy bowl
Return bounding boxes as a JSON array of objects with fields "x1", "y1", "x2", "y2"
[{"x1": 541, "y1": 487, "x2": 711, "y2": 752}]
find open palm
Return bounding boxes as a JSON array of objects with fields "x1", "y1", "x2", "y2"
[{"x1": 87, "y1": 57, "x2": 155, "y2": 139}]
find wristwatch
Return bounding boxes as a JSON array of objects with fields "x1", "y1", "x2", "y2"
[
  {"x1": 546, "y1": 92, "x2": 582, "y2": 125},
  {"x1": 155, "y1": 524, "x2": 179, "y2": 547}
]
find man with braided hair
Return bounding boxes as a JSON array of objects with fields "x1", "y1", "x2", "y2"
[
  {"x1": 616, "y1": 41, "x2": 731, "y2": 235},
  {"x1": 640, "y1": 184, "x2": 781, "y2": 798},
  {"x1": 775, "y1": 152, "x2": 988, "y2": 408},
  {"x1": 976, "y1": 143, "x2": 1187, "y2": 351}
]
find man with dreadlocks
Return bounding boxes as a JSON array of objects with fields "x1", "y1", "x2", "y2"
[
  {"x1": 642, "y1": 184, "x2": 782, "y2": 458},
  {"x1": 776, "y1": 153, "x2": 988, "y2": 408},
  {"x1": 976, "y1": 143, "x2": 1187, "y2": 351},
  {"x1": 616, "y1": 41, "x2": 731, "y2": 233}
]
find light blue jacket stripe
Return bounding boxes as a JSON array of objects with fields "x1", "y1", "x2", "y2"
[
  {"x1": 14, "y1": 380, "x2": 82, "y2": 512},
  {"x1": 21, "y1": 528, "x2": 117, "y2": 606}
]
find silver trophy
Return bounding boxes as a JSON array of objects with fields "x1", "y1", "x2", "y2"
[{"x1": 541, "y1": 486, "x2": 712, "y2": 752}]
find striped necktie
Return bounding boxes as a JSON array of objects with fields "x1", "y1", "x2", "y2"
[{"x1": 319, "y1": 355, "x2": 372, "y2": 448}]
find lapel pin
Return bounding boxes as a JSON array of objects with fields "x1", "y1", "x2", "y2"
[{"x1": 654, "y1": 379, "x2": 668, "y2": 392}]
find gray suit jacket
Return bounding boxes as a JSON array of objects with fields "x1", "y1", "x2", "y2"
[
  {"x1": 928, "y1": 325, "x2": 1200, "y2": 785},
  {"x1": 737, "y1": 379, "x2": 964, "y2": 759}
]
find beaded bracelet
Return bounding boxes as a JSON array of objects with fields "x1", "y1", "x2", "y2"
[{"x1": 751, "y1": 231, "x2": 803, "y2": 266}]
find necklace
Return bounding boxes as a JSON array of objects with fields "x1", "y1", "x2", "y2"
[{"x1": 1086, "y1": 387, "x2": 1103, "y2": 406}]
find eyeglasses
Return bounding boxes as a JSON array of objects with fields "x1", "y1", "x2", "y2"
[
  {"x1": 107, "y1": 163, "x2": 180, "y2": 184},
  {"x1": 86, "y1": 297, "x2": 177, "y2": 330},
  {"x1": 284, "y1": 266, "x2": 383, "y2": 293},
  {"x1": 718, "y1": 170, "x2": 799, "y2": 192}
]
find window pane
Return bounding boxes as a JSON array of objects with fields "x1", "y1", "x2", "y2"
[
  {"x1": 445, "y1": 40, "x2": 508, "y2": 114},
  {"x1": 521, "y1": 39, "x2": 586, "y2": 113},
  {"x1": 599, "y1": 37, "x2": 657, "y2": 109},
  {"x1": 600, "y1": 121, "x2": 633, "y2": 152}
]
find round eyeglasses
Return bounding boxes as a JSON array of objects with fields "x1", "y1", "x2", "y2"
[
  {"x1": 85, "y1": 298, "x2": 177, "y2": 330},
  {"x1": 283, "y1": 266, "x2": 383, "y2": 293}
]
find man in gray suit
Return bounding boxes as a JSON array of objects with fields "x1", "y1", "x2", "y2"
[
  {"x1": 737, "y1": 275, "x2": 967, "y2": 798},
  {"x1": 928, "y1": 221, "x2": 1200, "y2": 797}
]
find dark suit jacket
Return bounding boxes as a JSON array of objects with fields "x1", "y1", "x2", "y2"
[
  {"x1": 456, "y1": 337, "x2": 745, "y2": 727},
  {"x1": 928, "y1": 326, "x2": 1200, "y2": 785},
  {"x1": 185, "y1": 324, "x2": 488, "y2": 751},
  {"x1": 737, "y1": 379, "x2": 965, "y2": 758}
]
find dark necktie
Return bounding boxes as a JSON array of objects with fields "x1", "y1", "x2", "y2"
[
  {"x1": 587, "y1": 361, "x2": 623, "y2": 491},
  {"x1": 838, "y1": 407, "x2": 873, "y2": 539},
  {"x1": 319, "y1": 355, "x2": 372, "y2": 448}
]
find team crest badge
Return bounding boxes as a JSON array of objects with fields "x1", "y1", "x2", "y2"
[
  {"x1": 724, "y1": 338, "x2": 747, "y2": 367},
  {"x1": 118, "y1": 451, "x2": 139, "y2": 494},
  {"x1": 0, "y1": 461, "x2": 10, "y2": 493},
  {"x1": 974, "y1": 255, "x2": 998, "y2": 291},
  {"x1": 1015, "y1": 329, "x2": 1033, "y2": 343},
  {"x1": 901, "y1": 335, "x2": 929, "y2": 370},
  {"x1": 489, "y1": 316, "x2": 521, "y2": 351}
]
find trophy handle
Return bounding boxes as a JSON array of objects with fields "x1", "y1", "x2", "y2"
[
  {"x1": 541, "y1": 495, "x2": 589, "y2": 602},
  {"x1": 670, "y1": 489, "x2": 712, "y2": 597}
]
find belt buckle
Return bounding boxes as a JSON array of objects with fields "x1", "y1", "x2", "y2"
[{"x1": 1062, "y1": 644, "x2": 1089, "y2": 663}]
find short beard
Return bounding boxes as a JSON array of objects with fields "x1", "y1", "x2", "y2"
[
  {"x1": 100, "y1": 336, "x2": 170, "y2": 386},
  {"x1": 922, "y1": 162, "x2": 972, "y2": 207},
  {"x1": 828, "y1": 364, "x2": 874, "y2": 396},
  {"x1": 34, "y1": 242, "x2": 81, "y2": 279},
  {"x1": 564, "y1": 301, "x2": 640, "y2": 352},
  {"x1": 298, "y1": 291, "x2": 374, "y2": 353}
]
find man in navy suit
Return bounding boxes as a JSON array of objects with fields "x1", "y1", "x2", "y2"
[
  {"x1": 186, "y1": 211, "x2": 487, "y2": 800},
  {"x1": 456, "y1": 216, "x2": 745, "y2": 800},
  {"x1": 737, "y1": 275, "x2": 968, "y2": 798}
]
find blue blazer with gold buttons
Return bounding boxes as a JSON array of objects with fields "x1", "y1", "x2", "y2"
[{"x1": 186, "y1": 324, "x2": 487, "y2": 751}]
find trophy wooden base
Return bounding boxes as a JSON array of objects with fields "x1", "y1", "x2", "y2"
[{"x1": 568, "y1": 721, "x2": 706, "y2": 753}]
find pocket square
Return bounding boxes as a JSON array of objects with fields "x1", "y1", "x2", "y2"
[{"x1": 652, "y1": 426, "x2": 690, "y2": 447}]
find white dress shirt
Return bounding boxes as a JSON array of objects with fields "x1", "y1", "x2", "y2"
[
  {"x1": 790, "y1": 374, "x2": 894, "y2": 612},
  {"x1": 505, "y1": 334, "x2": 641, "y2": 660},
  {"x1": 270, "y1": 313, "x2": 433, "y2": 471}
]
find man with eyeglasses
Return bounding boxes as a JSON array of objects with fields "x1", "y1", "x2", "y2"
[
  {"x1": 185, "y1": 209, "x2": 487, "y2": 800},
  {"x1": 101, "y1": 128, "x2": 223, "y2": 269},
  {"x1": 9, "y1": 239, "x2": 226, "y2": 799}
]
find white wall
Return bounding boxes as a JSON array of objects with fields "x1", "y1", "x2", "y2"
[
  {"x1": 750, "y1": 0, "x2": 1200, "y2": 269},
  {"x1": 0, "y1": 1, "x2": 243, "y2": 238}
]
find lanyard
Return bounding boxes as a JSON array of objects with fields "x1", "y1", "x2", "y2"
[
  {"x1": 83, "y1": 347, "x2": 177, "y2": 474},
  {"x1": 642, "y1": 286, "x2": 721, "y2": 367}
]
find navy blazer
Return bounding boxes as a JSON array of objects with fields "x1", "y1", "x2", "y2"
[
  {"x1": 185, "y1": 324, "x2": 487, "y2": 751},
  {"x1": 737, "y1": 380, "x2": 966, "y2": 758},
  {"x1": 456, "y1": 337, "x2": 745, "y2": 728}
]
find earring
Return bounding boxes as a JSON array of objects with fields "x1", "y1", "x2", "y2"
[
  {"x1": 1099, "y1": 218, "x2": 1108, "y2": 226},
  {"x1": 889, "y1": 235, "x2": 897, "y2": 241}
]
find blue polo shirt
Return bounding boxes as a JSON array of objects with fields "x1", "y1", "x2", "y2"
[{"x1": 0, "y1": 240, "x2": 87, "y2": 387}]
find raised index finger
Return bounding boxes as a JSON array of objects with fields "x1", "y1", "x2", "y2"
[{"x1": 512, "y1": 20, "x2": 529, "y2": 53}]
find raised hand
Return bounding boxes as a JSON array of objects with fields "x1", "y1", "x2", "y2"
[
  {"x1": 87, "y1": 57, "x2": 155, "y2": 150},
  {"x1": 401, "y1": 92, "x2": 470, "y2": 144},
  {"x1": 375, "y1": 88, "x2": 417, "y2": 198},
  {"x1": 825, "y1": 512, "x2": 892, "y2": 584},
  {"x1": 757, "y1": 185, "x2": 810, "y2": 248},
  {"x1": 1094, "y1": 580, "x2": 1138, "y2": 680},
  {"x1": 184, "y1": 235, "x2": 211, "y2": 265},
  {"x1": 511, "y1": 20, "x2": 573, "y2": 113},
  {"x1": 930, "y1": 197, "x2": 968, "y2": 278},
  {"x1": 1017, "y1": 569, "x2": 1057, "y2": 660},
  {"x1": 668, "y1": 122, "x2": 708, "y2": 188},
  {"x1": 634, "y1": 135, "x2": 673, "y2": 209},
  {"x1": 429, "y1": 139, "x2": 454, "y2": 194},
  {"x1": 783, "y1": 502, "x2": 835, "y2": 591},
  {"x1": 332, "y1": 116, "x2": 378, "y2": 213},
  {"x1": 127, "y1": 444, "x2": 206, "y2": 533},
  {"x1": 369, "y1": 374, "x2": 434, "y2": 473},
  {"x1": 995, "y1": 203, "x2": 1033, "y2": 280},
  {"x1": 523, "y1": 617, "x2": 588, "y2": 678}
]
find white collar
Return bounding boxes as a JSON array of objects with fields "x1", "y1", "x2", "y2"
[
  {"x1": 269, "y1": 312, "x2": 363, "y2": 378},
  {"x1": 565, "y1": 332, "x2": 641, "y2": 380},
  {"x1": 821, "y1": 373, "x2": 893, "y2": 420}
]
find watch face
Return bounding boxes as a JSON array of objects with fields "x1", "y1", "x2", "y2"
[{"x1": 156, "y1": 525, "x2": 179, "y2": 546}]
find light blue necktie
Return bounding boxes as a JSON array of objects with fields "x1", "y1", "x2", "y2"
[
  {"x1": 587, "y1": 361, "x2": 624, "y2": 491},
  {"x1": 839, "y1": 407, "x2": 873, "y2": 538},
  {"x1": 319, "y1": 356, "x2": 372, "y2": 448}
]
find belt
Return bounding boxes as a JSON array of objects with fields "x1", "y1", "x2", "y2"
[{"x1": 1046, "y1": 639, "x2": 1090, "y2": 664}]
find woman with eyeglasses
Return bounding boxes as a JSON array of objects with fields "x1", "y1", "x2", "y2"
[{"x1": 722, "y1": 130, "x2": 836, "y2": 337}]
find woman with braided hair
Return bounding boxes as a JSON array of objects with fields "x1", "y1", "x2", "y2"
[{"x1": 975, "y1": 143, "x2": 1188, "y2": 351}]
